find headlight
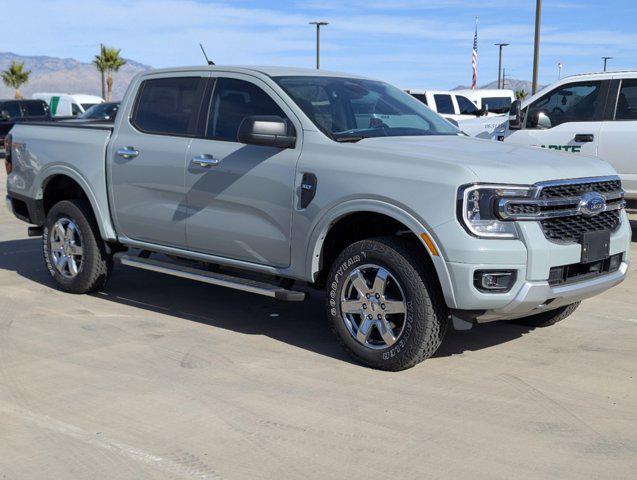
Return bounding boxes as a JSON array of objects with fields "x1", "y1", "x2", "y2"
[{"x1": 458, "y1": 184, "x2": 532, "y2": 239}]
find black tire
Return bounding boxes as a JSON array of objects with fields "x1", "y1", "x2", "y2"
[
  {"x1": 326, "y1": 237, "x2": 448, "y2": 371},
  {"x1": 513, "y1": 302, "x2": 580, "y2": 328},
  {"x1": 43, "y1": 199, "x2": 113, "y2": 294}
]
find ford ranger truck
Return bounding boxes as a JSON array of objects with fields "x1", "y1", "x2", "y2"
[{"x1": 4, "y1": 66, "x2": 632, "y2": 371}]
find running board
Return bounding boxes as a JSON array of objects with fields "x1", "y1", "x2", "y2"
[{"x1": 118, "y1": 255, "x2": 307, "y2": 301}]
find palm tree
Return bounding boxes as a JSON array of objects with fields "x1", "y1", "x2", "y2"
[
  {"x1": 93, "y1": 46, "x2": 126, "y2": 101},
  {"x1": 515, "y1": 89, "x2": 528, "y2": 101},
  {"x1": 1, "y1": 61, "x2": 31, "y2": 99}
]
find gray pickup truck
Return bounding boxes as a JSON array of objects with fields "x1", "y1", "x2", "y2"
[{"x1": 4, "y1": 66, "x2": 632, "y2": 370}]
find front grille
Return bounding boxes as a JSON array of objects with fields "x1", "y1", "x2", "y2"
[
  {"x1": 541, "y1": 210, "x2": 621, "y2": 243},
  {"x1": 539, "y1": 179, "x2": 622, "y2": 199}
]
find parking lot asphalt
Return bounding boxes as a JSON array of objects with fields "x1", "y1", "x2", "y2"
[{"x1": 1, "y1": 171, "x2": 636, "y2": 480}]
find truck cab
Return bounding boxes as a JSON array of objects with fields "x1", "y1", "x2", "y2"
[{"x1": 504, "y1": 71, "x2": 637, "y2": 212}]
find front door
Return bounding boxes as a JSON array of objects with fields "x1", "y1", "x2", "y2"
[
  {"x1": 505, "y1": 80, "x2": 605, "y2": 157},
  {"x1": 109, "y1": 73, "x2": 208, "y2": 248},
  {"x1": 185, "y1": 75, "x2": 301, "y2": 267}
]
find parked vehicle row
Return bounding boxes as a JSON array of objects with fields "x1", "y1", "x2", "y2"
[
  {"x1": 503, "y1": 71, "x2": 637, "y2": 212},
  {"x1": 0, "y1": 99, "x2": 51, "y2": 155},
  {"x1": 33, "y1": 93, "x2": 104, "y2": 118},
  {"x1": 5, "y1": 65, "x2": 631, "y2": 370}
]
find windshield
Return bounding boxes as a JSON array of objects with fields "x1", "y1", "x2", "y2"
[
  {"x1": 80, "y1": 102, "x2": 119, "y2": 120},
  {"x1": 274, "y1": 76, "x2": 458, "y2": 141}
]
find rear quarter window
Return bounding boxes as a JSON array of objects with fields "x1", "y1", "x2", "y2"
[{"x1": 132, "y1": 76, "x2": 206, "y2": 136}]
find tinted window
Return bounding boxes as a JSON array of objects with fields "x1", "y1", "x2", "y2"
[
  {"x1": 71, "y1": 103, "x2": 82, "y2": 116},
  {"x1": 207, "y1": 78, "x2": 286, "y2": 141},
  {"x1": 276, "y1": 76, "x2": 458, "y2": 140},
  {"x1": 526, "y1": 81, "x2": 602, "y2": 129},
  {"x1": 434, "y1": 94, "x2": 454, "y2": 114},
  {"x1": 615, "y1": 79, "x2": 637, "y2": 120},
  {"x1": 133, "y1": 77, "x2": 205, "y2": 136},
  {"x1": 21, "y1": 101, "x2": 47, "y2": 117},
  {"x1": 456, "y1": 95, "x2": 478, "y2": 115},
  {"x1": 0, "y1": 102, "x2": 21, "y2": 119},
  {"x1": 410, "y1": 93, "x2": 428, "y2": 106},
  {"x1": 482, "y1": 96, "x2": 512, "y2": 114},
  {"x1": 81, "y1": 102, "x2": 119, "y2": 120}
]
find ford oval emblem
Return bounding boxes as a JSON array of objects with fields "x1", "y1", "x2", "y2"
[{"x1": 579, "y1": 191, "x2": 606, "y2": 217}]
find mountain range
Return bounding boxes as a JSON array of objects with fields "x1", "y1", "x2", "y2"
[
  {"x1": 453, "y1": 78, "x2": 544, "y2": 93},
  {"x1": 0, "y1": 52, "x2": 150, "y2": 101}
]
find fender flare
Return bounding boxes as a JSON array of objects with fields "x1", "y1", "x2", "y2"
[
  {"x1": 304, "y1": 199, "x2": 457, "y2": 308},
  {"x1": 37, "y1": 164, "x2": 117, "y2": 241}
]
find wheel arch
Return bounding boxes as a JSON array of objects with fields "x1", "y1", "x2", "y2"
[
  {"x1": 305, "y1": 200, "x2": 457, "y2": 308},
  {"x1": 37, "y1": 166, "x2": 116, "y2": 241}
]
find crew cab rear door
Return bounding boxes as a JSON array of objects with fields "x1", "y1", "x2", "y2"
[
  {"x1": 108, "y1": 72, "x2": 208, "y2": 248},
  {"x1": 505, "y1": 79, "x2": 607, "y2": 156},
  {"x1": 184, "y1": 73, "x2": 301, "y2": 268}
]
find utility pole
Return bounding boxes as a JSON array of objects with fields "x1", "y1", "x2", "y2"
[
  {"x1": 531, "y1": 0, "x2": 542, "y2": 94},
  {"x1": 602, "y1": 56, "x2": 613, "y2": 72},
  {"x1": 309, "y1": 21, "x2": 329, "y2": 69},
  {"x1": 99, "y1": 43, "x2": 105, "y2": 100},
  {"x1": 494, "y1": 43, "x2": 509, "y2": 89}
]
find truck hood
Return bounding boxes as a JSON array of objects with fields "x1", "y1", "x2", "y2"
[{"x1": 354, "y1": 135, "x2": 617, "y2": 185}]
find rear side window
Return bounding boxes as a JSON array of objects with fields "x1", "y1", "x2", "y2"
[
  {"x1": 433, "y1": 94, "x2": 454, "y2": 114},
  {"x1": 410, "y1": 93, "x2": 428, "y2": 106},
  {"x1": 206, "y1": 78, "x2": 286, "y2": 142},
  {"x1": 21, "y1": 101, "x2": 47, "y2": 117},
  {"x1": 133, "y1": 77, "x2": 206, "y2": 136},
  {"x1": 615, "y1": 80, "x2": 637, "y2": 120},
  {"x1": 0, "y1": 102, "x2": 21, "y2": 119},
  {"x1": 482, "y1": 96, "x2": 512, "y2": 114}
]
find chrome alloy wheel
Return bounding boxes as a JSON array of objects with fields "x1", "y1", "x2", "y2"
[
  {"x1": 340, "y1": 264, "x2": 407, "y2": 350},
  {"x1": 50, "y1": 217, "x2": 84, "y2": 278}
]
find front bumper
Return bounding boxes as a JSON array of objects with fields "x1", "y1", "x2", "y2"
[{"x1": 435, "y1": 210, "x2": 632, "y2": 321}]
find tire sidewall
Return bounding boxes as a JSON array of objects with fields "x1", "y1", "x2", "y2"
[
  {"x1": 43, "y1": 200, "x2": 99, "y2": 292},
  {"x1": 326, "y1": 240, "x2": 431, "y2": 369}
]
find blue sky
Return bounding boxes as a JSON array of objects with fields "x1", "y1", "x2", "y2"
[{"x1": 4, "y1": 0, "x2": 636, "y2": 89}]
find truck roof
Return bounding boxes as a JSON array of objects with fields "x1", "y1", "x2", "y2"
[
  {"x1": 139, "y1": 65, "x2": 368, "y2": 79},
  {"x1": 560, "y1": 70, "x2": 637, "y2": 81}
]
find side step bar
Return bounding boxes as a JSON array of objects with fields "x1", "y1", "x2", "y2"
[{"x1": 118, "y1": 255, "x2": 307, "y2": 302}]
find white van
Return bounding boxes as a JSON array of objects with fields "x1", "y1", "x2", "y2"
[
  {"x1": 454, "y1": 89, "x2": 515, "y2": 115},
  {"x1": 32, "y1": 93, "x2": 104, "y2": 118},
  {"x1": 504, "y1": 71, "x2": 637, "y2": 212}
]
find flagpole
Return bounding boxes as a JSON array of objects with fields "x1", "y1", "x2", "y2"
[{"x1": 471, "y1": 16, "x2": 479, "y2": 91}]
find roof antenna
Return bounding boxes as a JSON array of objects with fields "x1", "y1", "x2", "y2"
[{"x1": 199, "y1": 43, "x2": 215, "y2": 65}]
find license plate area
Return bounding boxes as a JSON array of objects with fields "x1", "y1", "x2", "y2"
[{"x1": 580, "y1": 230, "x2": 610, "y2": 263}]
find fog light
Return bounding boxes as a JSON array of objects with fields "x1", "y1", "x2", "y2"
[
  {"x1": 474, "y1": 270, "x2": 516, "y2": 293},
  {"x1": 609, "y1": 253, "x2": 622, "y2": 272}
]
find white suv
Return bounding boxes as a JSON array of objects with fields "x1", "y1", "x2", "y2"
[{"x1": 504, "y1": 71, "x2": 637, "y2": 212}]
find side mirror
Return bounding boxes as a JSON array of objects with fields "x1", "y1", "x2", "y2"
[
  {"x1": 0, "y1": 110, "x2": 11, "y2": 121},
  {"x1": 237, "y1": 115, "x2": 296, "y2": 149},
  {"x1": 536, "y1": 111, "x2": 552, "y2": 129},
  {"x1": 479, "y1": 103, "x2": 489, "y2": 117},
  {"x1": 508, "y1": 100, "x2": 522, "y2": 130}
]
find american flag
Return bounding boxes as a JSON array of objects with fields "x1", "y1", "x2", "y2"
[{"x1": 471, "y1": 19, "x2": 478, "y2": 90}]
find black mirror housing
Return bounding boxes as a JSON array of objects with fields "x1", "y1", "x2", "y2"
[
  {"x1": 237, "y1": 115, "x2": 296, "y2": 149},
  {"x1": 508, "y1": 100, "x2": 522, "y2": 130},
  {"x1": 0, "y1": 110, "x2": 11, "y2": 121}
]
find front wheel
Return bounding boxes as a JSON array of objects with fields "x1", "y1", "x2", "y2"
[
  {"x1": 43, "y1": 199, "x2": 113, "y2": 294},
  {"x1": 326, "y1": 237, "x2": 448, "y2": 371}
]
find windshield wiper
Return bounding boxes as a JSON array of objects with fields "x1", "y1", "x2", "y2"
[{"x1": 334, "y1": 135, "x2": 365, "y2": 143}]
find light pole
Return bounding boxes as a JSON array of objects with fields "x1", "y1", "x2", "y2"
[
  {"x1": 532, "y1": 0, "x2": 542, "y2": 94},
  {"x1": 494, "y1": 43, "x2": 509, "y2": 89},
  {"x1": 309, "y1": 21, "x2": 328, "y2": 69},
  {"x1": 602, "y1": 56, "x2": 613, "y2": 72},
  {"x1": 557, "y1": 62, "x2": 563, "y2": 80}
]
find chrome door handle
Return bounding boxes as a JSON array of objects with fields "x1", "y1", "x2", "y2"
[
  {"x1": 191, "y1": 155, "x2": 220, "y2": 168},
  {"x1": 116, "y1": 147, "x2": 139, "y2": 159}
]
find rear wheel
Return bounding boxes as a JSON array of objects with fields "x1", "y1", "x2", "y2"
[
  {"x1": 514, "y1": 302, "x2": 580, "y2": 328},
  {"x1": 326, "y1": 237, "x2": 447, "y2": 371},
  {"x1": 43, "y1": 199, "x2": 113, "y2": 293}
]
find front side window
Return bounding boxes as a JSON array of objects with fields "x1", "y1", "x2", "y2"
[
  {"x1": 456, "y1": 95, "x2": 478, "y2": 115},
  {"x1": 482, "y1": 96, "x2": 512, "y2": 114},
  {"x1": 133, "y1": 76, "x2": 205, "y2": 136},
  {"x1": 433, "y1": 94, "x2": 454, "y2": 114},
  {"x1": 207, "y1": 78, "x2": 287, "y2": 142},
  {"x1": 525, "y1": 81, "x2": 602, "y2": 129},
  {"x1": 275, "y1": 76, "x2": 457, "y2": 141},
  {"x1": 615, "y1": 80, "x2": 637, "y2": 120}
]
